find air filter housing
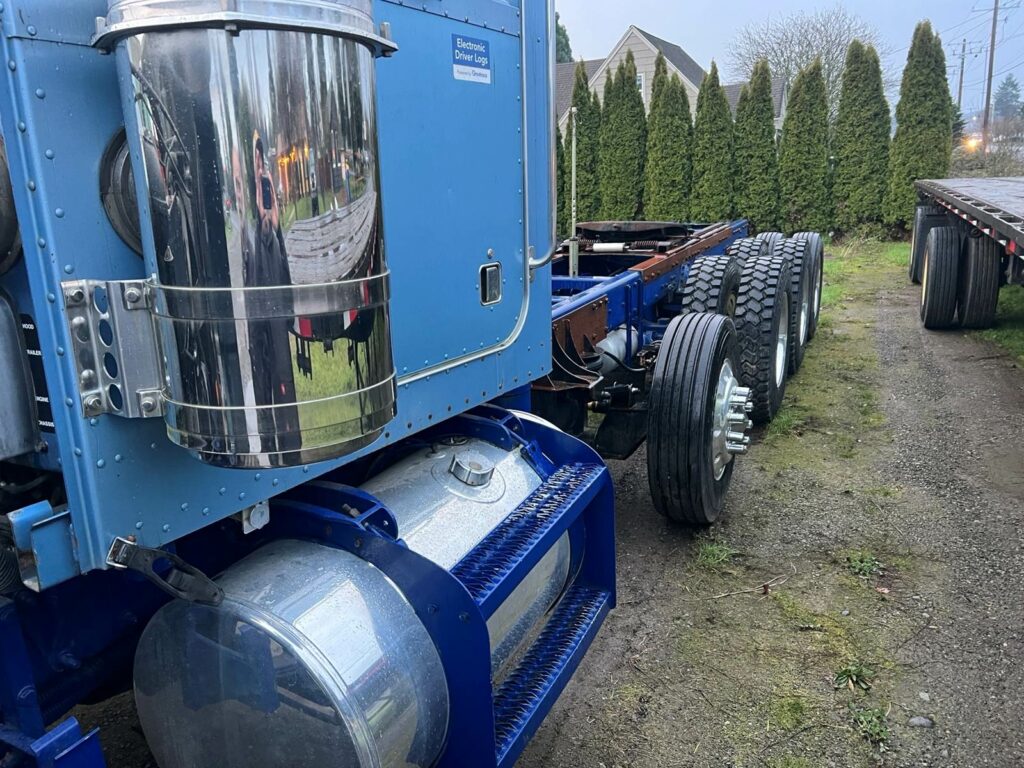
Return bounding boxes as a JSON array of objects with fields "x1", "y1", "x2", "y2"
[{"x1": 98, "y1": 0, "x2": 398, "y2": 467}]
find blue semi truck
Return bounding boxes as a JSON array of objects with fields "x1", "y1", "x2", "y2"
[{"x1": 0, "y1": 1, "x2": 821, "y2": 766}]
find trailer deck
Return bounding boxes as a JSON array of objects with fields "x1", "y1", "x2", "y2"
[{"x1": 917, "y1": 177, "x2": 1024, "y2": 254}]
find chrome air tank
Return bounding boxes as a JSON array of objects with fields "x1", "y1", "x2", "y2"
[{"x1": 96, "y1": 0, "x2": 398, "y2": 467}]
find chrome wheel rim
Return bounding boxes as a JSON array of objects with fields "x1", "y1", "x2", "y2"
[
  {"x1": 921, "y1": 254, "x2": 929, "y2": 308},
  {"x1": 711, "y1": 360, "x2": 753, "y2": 480},
  {"x1": 813, "y1": 260, "x2": 821, "y2": 318},
  {"x1": 799, "y1": 275, "x2": 810, "y2": 345},
  {"x1": 775, "y1": 290, "x2": 789, "y2": 387}
]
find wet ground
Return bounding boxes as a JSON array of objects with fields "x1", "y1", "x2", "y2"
[{"x1": 78, "y1": 241, "x2": 1024, "y2": 767}]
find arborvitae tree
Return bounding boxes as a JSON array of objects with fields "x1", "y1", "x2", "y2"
[
  {"x1": 779, "y1": 59, "x2": 830, "y2": 233},
  {"x1": 885, "y1": 22, "x2": 952, "y2": 229},
  {"x1": 733, "y1": 59, "x2": 780, "y2": 232},
  {"x1": 561, "y1": 60, "x2": 602, "y2": 225},
  {"x1": 833, "y1": 41, "x2": 890, "y2": 234},
  {"x1": 690, "y1": 61, "x2": 734, "y2": 221},
  {"x1": 598, "y1": 50, "x2": 647, "y2": 220},
  {"x1": 644, "y1": 55, "x2": 693, "y2": 220},
  {"x1": 556, "y1": 124, "x2": 567, "y2": 236},
  {"x1": 555, "y1": 13, "x2": 573, "y2": 64}
]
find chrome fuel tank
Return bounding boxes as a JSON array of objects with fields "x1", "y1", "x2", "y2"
[{"x1": 101, "y1": 0, "x2": 398, "y2": 467}]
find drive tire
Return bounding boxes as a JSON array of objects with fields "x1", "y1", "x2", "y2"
[
  {"x1": 734, "y1": 252, "x2": 793, "y2": 425},
  {"x1": 958, "y1": 234, "x2": 1002, "y2": 329},
  {"x1": 647, "y1": 312, "x2": 741, "y2": 526},
  {"x1": 726, "y1": 236, "x2": 768, "y2": 269},
  {"x1": 680, "y1": 253, "x2": 742, "y2": 317},
  {"x1": 792, "y1": 232, "x2": 824, "y2": 341},
  {"x1": 920, "y1": 226, "x2": 961, "y2": 329},
  {"x1": 910, "y1": 204, "x2": 947, "y2": 284}
]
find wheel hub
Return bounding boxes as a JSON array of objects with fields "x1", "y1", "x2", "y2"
[{"x1": 711, "y1": 359, "x2": 753, "y2": 481}]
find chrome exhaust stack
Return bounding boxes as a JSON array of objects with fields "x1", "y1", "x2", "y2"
[{"x1": 95, "y1": 0, "x2": 398, "y2": 468}]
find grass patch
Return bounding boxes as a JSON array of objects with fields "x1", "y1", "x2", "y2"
[
  {"x1": 978, "y1": 283, "x2": 1024, "y2": 364},
  {"x1": 768, "y1": 759, "x2": 813, "y2": 768},
  {"x1": 695, "y1": 539, "x2": 738, "y2": 569},
  {"x1": 851, "y1": 705, "x2": 890, "y2": 749},
  {"x1": 770, "y1": 695, "x2": 808, "y2": 729},
  {"x1": 834, "y1": 660, "x2": 874, "y2": 692},
  {"x1": 844, "y1": 550, "x2": 883, "y2": 578}
]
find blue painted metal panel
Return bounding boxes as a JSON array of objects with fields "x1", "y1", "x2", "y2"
[{"x1": 0, "y1": 0, "x2": 555, "y2": 580}]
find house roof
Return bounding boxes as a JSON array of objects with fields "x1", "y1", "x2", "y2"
[
  {"x1": 632, "y1": 27, "x2": 708, "y2": 90},
  {"x1": 556, "y1": 59, "x2": 603, "y2": 124},
  {"x1": 723, "y1": 76, "x2": 788, "y2": 119}
]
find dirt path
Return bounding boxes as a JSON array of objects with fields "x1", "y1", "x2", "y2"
[
  {"x1": 518, "y1": 243, "x2": 1024, "y2": 768},
  {"x1": 77, "y1": 242, "x2": 1024, "y2": 767}
]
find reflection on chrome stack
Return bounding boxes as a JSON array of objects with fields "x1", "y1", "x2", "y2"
[{"x1": 109, "y1": 0, "x2": 397, "y2": 467}]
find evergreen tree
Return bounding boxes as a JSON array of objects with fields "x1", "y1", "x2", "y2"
[
  {"x1": 994, "y1": 74, "x2": 1021, "y2": 119},
  {"x1": 561, "y1": 60, "x2": 602, "y2": 225},
  {"x1": 556, "y1": 124, "x2": 567, "y2": 236},
  {"x1": 885, "y1": 22, "x2": 952, "y2": 228},
  {"x1": 833, "y1": 41, "x2": 890, "y2": 234},
  {"x1": 598, "y1": 50, "x2": 647, "y2": 220},
  {"x1": 779, "y1": 59, "x2": 830, "y2": 233},
  {"x1": 690, "y1": 61, "x2": 734, "y2": 221},
  {"x1": 555, "y1": 13, "x2": 573, "y2": 64},
  {"x1": 643, "y1": 55, "x2": 693, "y2": 220},
  {"x1": 733, "y1": 59, "x2": 780, "y2": 232}
]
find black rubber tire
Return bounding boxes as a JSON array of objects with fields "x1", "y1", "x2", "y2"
[
  {"x1": 647, "y1": 312, "x2": 740, "y2": 526},
  {"x1": 957, "y1": 234, "x2": 1002, "y2": 329},
  {"x1": 777, "y1": 238, "x2": 811, "y2": 375},
  {"x1": 680, "y1": 253, "x2": 742, "y2": 317},
  {"x1": 792, "y1": 232, "x2": 824, "y2": 341},
  {"x1": 754, "y1": 231, "x2": 785, "y2": 255},
  {"x1": 726, "y1": 236, "x2": 768, "y2": 268},
  {"x1": 909, "y1": 205, "x2": 947, "y2": 284},
  {"x1": 734, "y1": 252, "x2": 793, "y2": 425},
  {"x1": 920, "y1": 226, "x2": 961, "y2": 329}
]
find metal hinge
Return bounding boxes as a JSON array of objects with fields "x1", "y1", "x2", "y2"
[
  {"x1": 62, "y1": 279, "x2": 164, "y2": 419},
  {"x1": 107, "y1": 537, "x2": 223, "y2": 606}
]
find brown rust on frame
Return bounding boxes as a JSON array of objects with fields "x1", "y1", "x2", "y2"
[{"x1": 628, "y1": 222, "x2": 733, "y2": 281}]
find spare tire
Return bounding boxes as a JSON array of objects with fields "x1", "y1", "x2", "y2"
[
  {"x1": 726, "y1": 236, "x2": 768, "y2": 269},
  {"x1": 754, "y1": 231, "x2": 785, "y2": 255},
  {"x1": 792, "y1": 232, "x2": 824, "y2": 341}
]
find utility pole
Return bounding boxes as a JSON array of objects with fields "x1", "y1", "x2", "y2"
[
  {"x1": 982, "y1": 0, "x2": 1000, "y2": 150},
  {"x1": 957, "y1": 38, "x2": 967, "y2": 110}
]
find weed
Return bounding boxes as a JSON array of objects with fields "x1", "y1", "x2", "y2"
[
  {"x1": 695, "y1": 539, "x2": 737, "y2": 569},
  {"x1": 770, "y1": 696, "x2": 808, "y2": 730},
  {"x1": 834, "y1": 660, "x2": 874, "y2": 691},
  {"x1": 845, "y1": 550, "x2": 883, "y2": 578},
  {"x1": 851, "y1": 705, "x2": 890, "y2": 749}
]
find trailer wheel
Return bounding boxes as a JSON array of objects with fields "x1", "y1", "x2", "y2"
[
  {"x1": 920, "y1": 226, "x2": 961, "y2": 329},
  {"x1": 680, "y1": 253, "x2": 742, "y2": 317},
  {"x1": 910, "y1": 204, "x2": 947, "y2": 284},
  {"x1": 792, "y1": 232, "x2": 824, "y2": 341},
  {"x1": 726, "y1": 236, "x2": 768, "y2": 268},
  {"x1": 647, "y1": 312, "x2": 751, "y2": 526},
  {"x1": 778, "y1": 238, "x2": 812, "y2": 375},
  {"x1": 734, "y1": 251, "x2": 793, "y2": 424},
  {"x1": 958, "y1": 234, "x2": 1002, "y2": 329},
  {"x1": 754, "y1": 231, "x2": 785, "y2": 255}
]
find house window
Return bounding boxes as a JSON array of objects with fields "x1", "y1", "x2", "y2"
[{"x1": 636, "y1": 73, "x2": 645, "y2": 93}]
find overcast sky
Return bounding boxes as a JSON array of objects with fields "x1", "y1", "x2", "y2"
[{"x1": 555, "y1": 1, "x2": 1018, "y2": 122}]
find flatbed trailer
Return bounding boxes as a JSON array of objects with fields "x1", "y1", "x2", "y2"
[{"x1": 912, "y1": 177, "x2": 1024, "y2": 329}]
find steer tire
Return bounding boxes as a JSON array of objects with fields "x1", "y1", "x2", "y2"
[
  {"x1": 754, "y1": 231, "x2": 785, "y2": 255},
  {"x1": 920, "y1": 226, "x2": 961, "y2": 329},
  {"x1": 647, "y1": 312, "x2": 741, "y2": 526},
  {"x1": 910, "y1": 204, "x2": 947, "y2": 284},
  {"x1": 957, "y1": 234, "x2": 1002, "y2": 329},
  {"x1": 793, "y1": 232, "x2": 824, "y2": 341},
  {"x1": 734, "y1": 252, "x2": 793, "y2": 425},
  {"x1": 680, "y1": 253, "x2": 742, "y2": 317},
  {"x1": 726, "y1": 236, "x2": 768, "y2": 268}
]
